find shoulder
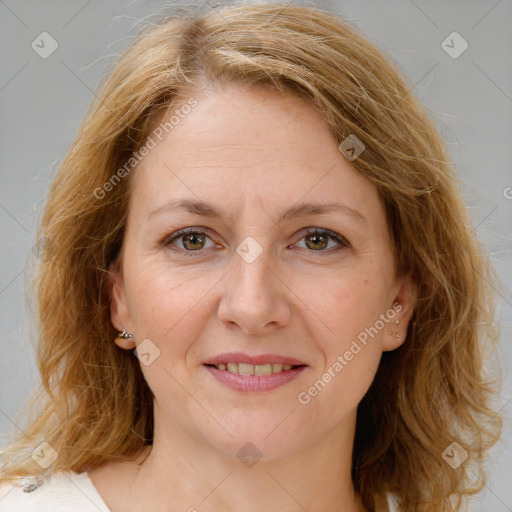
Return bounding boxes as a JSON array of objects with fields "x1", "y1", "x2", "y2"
[
  {"x1": 0, "y1": 471, "x2": 111, "y2": 512},
  {"x1": 386, "y1": 492, "x2": 400, "y2": 512}
]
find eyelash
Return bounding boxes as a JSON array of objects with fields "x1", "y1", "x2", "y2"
[{"x1": 163, "y1": 227, "x2": 351, "y2": 257}]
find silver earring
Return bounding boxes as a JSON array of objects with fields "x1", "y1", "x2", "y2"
[
  {"x1": 115, "y1": 329, "x2": 134, "y2": 344},
  {"x1": 389, "y1": 319, "x2": 400, "y2": 338}
]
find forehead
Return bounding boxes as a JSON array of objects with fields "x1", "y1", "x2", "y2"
[{"x1": 129, "y1": 81, "x2": 383, "y2": 225}]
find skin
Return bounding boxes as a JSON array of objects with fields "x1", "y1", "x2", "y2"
[{"x1": 89, "y1": 80, "x2": 415, "y2": 512}]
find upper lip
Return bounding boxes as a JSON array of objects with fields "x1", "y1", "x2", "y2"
[{"x1": 203, "y1": 352, "x2": 307, "y2": 366}]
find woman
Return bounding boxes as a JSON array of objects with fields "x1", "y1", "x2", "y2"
[{"x1": 0, "y1": 2, "x2": 501, "y2": 511}]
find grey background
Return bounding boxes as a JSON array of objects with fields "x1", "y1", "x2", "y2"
[{"x1": 1, "y1": 0, "x2": 511, "y2": 510}]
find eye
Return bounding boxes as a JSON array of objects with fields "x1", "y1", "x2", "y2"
[
  {"x1": 293, "y1": 228, "x2": 350, "y2": 254},
  {"x1": 163, "y1": 227, "x2": 216, "y2": 256},
  {"x1": 163, "y1": 226, "x2": 350, "y2": 257}
]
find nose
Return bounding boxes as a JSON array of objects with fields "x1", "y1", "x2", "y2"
[{"x1": 217, "y1": 243, "x2": 292, "y2": 336}]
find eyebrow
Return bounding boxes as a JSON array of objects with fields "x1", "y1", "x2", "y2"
[{"x1": 146, "y1": 199, "x2": 368, "y2": 225}]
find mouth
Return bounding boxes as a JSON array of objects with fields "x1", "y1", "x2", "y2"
[
  {"x1": 204, "y1": 362, "x2": 305, "y2": 375},
  {"x1": 202, "y1": 353, "x2": 308, "y2": 392}
]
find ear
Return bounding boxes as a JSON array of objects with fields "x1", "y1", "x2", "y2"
[
  {"x1": 382, "y1": 274, "x2": 416, "y2": 352},
  {"x1": 108, "y1": 263, "x2": 136, "y2": 350}
]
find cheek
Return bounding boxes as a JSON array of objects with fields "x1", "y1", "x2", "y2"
[
  {"x1": 124, "y1": 265, "x2": 211, "y2": 402},
  {"x1": 305, "y1": 263, "x2": 392, "y2": 382},
  {"x1": 124, "y1": 260, "x2": 204, "y2": 352},
  {"x1": 295, "y1": 276, "x2": 390, "y2": 421},
  {"x1": 308, "y1": 263, "x2": 392, "y2": 346}
]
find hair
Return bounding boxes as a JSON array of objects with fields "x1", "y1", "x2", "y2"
[{"x1": 0, "y1": 2, "x2": 502, "y2": 511}]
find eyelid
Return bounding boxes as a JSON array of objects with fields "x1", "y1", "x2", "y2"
[
  {"x1": 163, "y1": 226, "x2": 351, "y2": 255},
  {"x1": 162, "y1": 226, "x2": 217, "y2": 249},
  {"x1": 294, "y1": 227, "x2": 351, "y2": 249}
]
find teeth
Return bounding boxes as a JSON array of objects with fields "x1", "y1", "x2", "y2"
[
  {"x1": 213, "y1": 362, "x2": 298, "y2": 374},
  {"x1": 254, "y1": 363, "x2": 272, "y2": 375},
  {"x1": 238, "y1": 363, "x2": 255, "y2": 376}
]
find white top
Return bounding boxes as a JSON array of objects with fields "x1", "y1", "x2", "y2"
[
  {"x1": 0, "y1": 471, "x2": 400, "y2": 511},
  {"x1": 0, "y1": 472, "x2": 110, "y2": 512}
]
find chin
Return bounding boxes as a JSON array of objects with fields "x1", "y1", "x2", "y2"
[{"x1": 200, "y1": 415, "x2": 307, "y2": 463}]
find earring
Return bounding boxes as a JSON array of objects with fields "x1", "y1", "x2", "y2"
[
  {"x1": 388, "y1": 320, "x2": 401, "y2": 338},
  {"x1": 115, "y1": 329, "x2": 135, "y2": 348},
  {"x1": 117, "y1": 329, "x2": 134, "y2": 340}
]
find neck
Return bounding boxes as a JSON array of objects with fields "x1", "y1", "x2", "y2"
[{"x1": 127, "y1": 406, "x2": 366, "y2": 512}]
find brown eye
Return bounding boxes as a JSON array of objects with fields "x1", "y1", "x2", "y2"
[
  {"x1": 304, "y1": 231, "x2": 329, "y2": 250},
  {"x1": 181, "y1": 232, "x2": 207, "y2": 250},
  {"x1": 164, "y1": 228, "x2": 216, "y2": 256},
  {"x1": 296, "y1": 228, "x2": 350, "y2": 253}
]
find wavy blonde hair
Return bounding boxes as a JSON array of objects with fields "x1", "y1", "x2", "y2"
[{"x1": 0, "y1": 2, "x2": 501, "y2": 510}]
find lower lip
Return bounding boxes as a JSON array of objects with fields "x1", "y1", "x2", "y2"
[{"x1": 203, "y1": 365, "x2": 307, "y2": 392}]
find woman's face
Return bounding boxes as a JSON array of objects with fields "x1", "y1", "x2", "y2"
[{"x1": 110, "y1": 81, "x2": 413, "y2": 460}]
